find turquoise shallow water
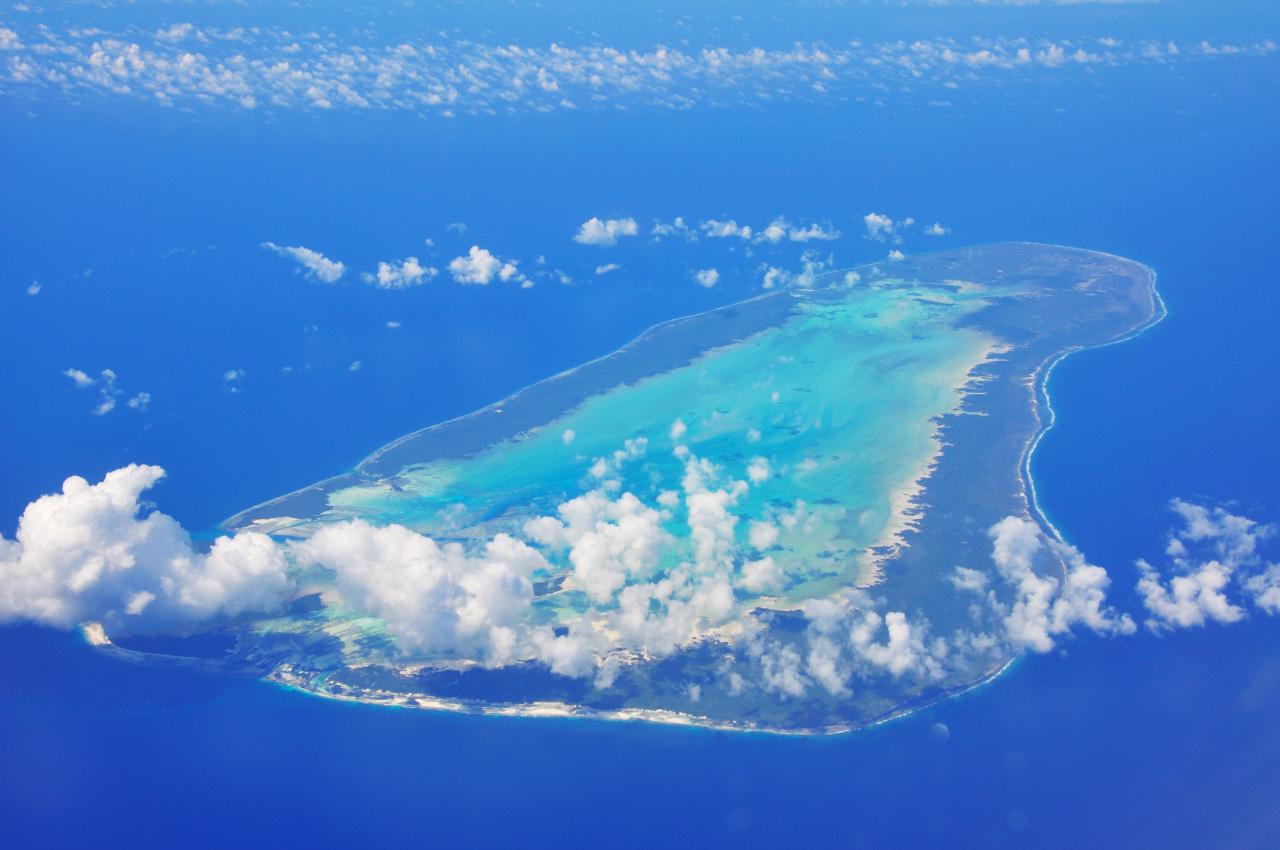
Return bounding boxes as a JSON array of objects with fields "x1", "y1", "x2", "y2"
[{"x1": 318, "y1": 280, "x2": 994, "y2": 615}]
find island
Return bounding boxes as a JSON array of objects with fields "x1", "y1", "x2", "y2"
[{"x1": 93, "y1": 243, "x2": 1163, "y2": 734}]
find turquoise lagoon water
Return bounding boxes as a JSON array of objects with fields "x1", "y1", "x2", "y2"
[{"x1": 308, "y1": 280, "x2": 995, "y2": 615}]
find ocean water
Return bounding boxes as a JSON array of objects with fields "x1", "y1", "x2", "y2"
[{"x1": 2, "y1": 4, "x2": 1280, "y2": 848}]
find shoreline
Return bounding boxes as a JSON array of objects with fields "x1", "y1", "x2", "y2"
[{"x1": 88, "y1": 242, "x2": 1164, "y2": 738}]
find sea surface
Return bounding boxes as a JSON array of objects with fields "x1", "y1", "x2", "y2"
[{"x1": 2, "y1": 4, "x2": 1279, "y2": 847}]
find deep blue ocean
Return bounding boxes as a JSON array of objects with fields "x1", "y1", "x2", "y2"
[{"x1": 2, "y1": 2, "x2": 1279, "y2": 846}]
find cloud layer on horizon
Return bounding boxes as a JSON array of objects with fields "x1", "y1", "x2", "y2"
[{"x1": 1, "y1": 23, "x2": 1273, "y2": 117}]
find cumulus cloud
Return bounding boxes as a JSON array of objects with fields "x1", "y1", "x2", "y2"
[
  {"x1": 693, "y1": 267, "x2": 720, "y2": 288},
  {"x1": 761, "y1": 266, "x2": 788, "y2": 289},
  {"x1": 223, "y1": 368, "x2": 246, "y2": 393},
  {"x1": 1135, "y1": 500, "x2": 1276, "y2": 631},
  {"x1": 262, "y1": 242, "x2": 346, "y2": 283},
  {"x1": 754, "y1": 218, "x2": 841, "y2": 244},
  {"x1": 573, "y1": 217, "x2": 638, "y2": 246},
  {"x1": 362, "y1": 257, "x2": 437, "y2": 289},
  {"x1": 760, "y1": 251, "x2": 834, "y2": 290},
  {"x1": 776, "y1": 599, "x2": 948, "y2": 698},
  {"x1": 291, "y1": 520, "x2": 545, "y2": 663},
  {"x1": 925, "y1": 223, "x2": 951, "y2": 236},
  {"x1": 63, "y1": 368, "x2": 94, "y2": 389},
  {"x1": 651, "y1": 217, "x2": 695, "y2": 241},
  {"x1": 949, "y1": 566, "x2": 988, "y2": 592},
  {"x1": 701, "y1": 219, "x2": 752, "y2": 240},
  {"x1": 739, "y1": 556, "x2": 784, "y2": 593},
  {"x1": 594, "y1": 263, "x2": 621, "y2": 276},
  {"x1": 524, "y1": 488, "x2": 668, "y2": 604},
  {"x1": 747, "y1": 521, "x2": 779, "y2": 550},
  {"x1": 64, "y1": 367, "x2": 124, "y2": 415},
  {"x1": 681, "y1": 455, "x2": 748, "y2": 574},
  {"x1": 529, "y1": 620, "x2": 598, "y2": 677},
  {"x1": 1137, "y1": 558, "x2": 1241, "y2": 630},
  {"x1": 756, "y1": 640, "x2": 808, "y2": 698},
  {"x1": 0, "y1": 27, "x2": 1270, "y2": 118},
  {"x1": 448, "y1": 245, "x2": 523, "y2": 285},
  {"x1": 986, "y1": 516, "x2": 1133, "y2": 652},
  {"x1": 0, "y1": 465, "x2": 291, "y2": 633},
  {"x1": 863, "y1": 213, "x2": 915, "y2": 244}
]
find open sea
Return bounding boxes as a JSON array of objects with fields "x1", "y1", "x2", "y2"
[{"x1": 2, "y1": 2, "x2": 1279, "y2": 846}]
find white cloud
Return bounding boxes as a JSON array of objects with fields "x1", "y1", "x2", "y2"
[
  {"x1": 126, "y1": 392, "x2": 151, "y2": 411},
  {"x1": 291, "y1": 520, "x2": 545, "y2": 663},
  {"x1": 1137, "y1": 558, "x2": 1242, "y2": 630},
  {"x1": 1244, "y1": 564, "x2": 1280, "y2": 614},
  {"x1": 63, "y1": 368, "x2": 94, "y2": 389},
  {"x1": 1135, "y1": 499, "x2": 1276, "y2": 631},
  {"x1": 524, "y1": 488, "x2": 668, "y2": 604},
  {"x1": 681, "y1": 455, "x2": 748, "y2": 574},
  {"x1": 747, "y1": 521, "x2": 779, "y2": 550},
  {"x1": 987, "y1": 516, "x2": 1133, "y2": 652},
  {"x1": 949, "y1": 566, "x2": 988, "y2": 592},
  {"x1": 0, "y1": 465, "x2": 291, "y2": 633},
  {"x1": 573, "y1": 217, "x2": 639, "y2": 246},
  {"x1": 797, "y1": 599, "x2": 944, "y2": 697},
  {"x1": 746, "y1": 457, "x2": 771, "y2": 484},
  {"x1": 849, "y1": 610, "x2": 930, "y2": 678},
  {"x1": 693, "y1": 267, "x2": 720, "y2": 288},
  {"x1": 787, "y1": 222, "x2": 840, "y2": 242},
  {"x1": 530, "y1": 620, "x2": 598, "y2": 678},
  {"x1": 756, "y1": 219, "x2": 789, "y2": 245},
  {"x1": 863, "y1": 213, "x2": 915, "y2": 244},
  {"x1": 594, "y1": 263, "x2": 621, "y2": 276},
  {"x1": 752, "y1": 218, "x2": 840, "y2": 244},
  {"x1": 27, "y1": 280, "x2": 40, "y2": 296},
  {"x1": 448, "y1": 245, "x2": 522, "y2": 285},
  {"x1": 756, "y1": 641, "x2": 808, "y2": 698},
  {"x1": 2, "y1": 28, "x2": 1271, "y2": 119},
  {"x1": 701, "y1": 219, "x2": 752, "y2": 240},
  {"x1": 925, "y1": 223, "x2": 951, "y2": 236},
  {"x1": 262, "y1": 241, "x2": 346, "y2": 284},
  {"x1": 651, "y1": 217, "x2": 696, "y2": 241},
  {"x1": 561, "y1": 429, "x2": 576, "y2": 445},
  {"x1": 64, "y1": 368, "x2": 122, "y2": 415},
  {"x1": 386, "y1": 320, "x2": 402, "y2": 329},
  {"x1": 348, "y1": 360, "x2": 362, "y2": 372},
  {"x1": 740, "y1": 556, "x2": 784, "y2": 593},
  {"x1": 155, "y1": 23, "x2": 194, "y2": 43},
  {"x1": 887, "y1": 249, "x2": 906, "y2": 262},
  {"x1": 362, "y1": 257, "x2": 437, "y2": 289},
  {"x1": 761, "y1": 251, "x2": 831, "y2": 290}
]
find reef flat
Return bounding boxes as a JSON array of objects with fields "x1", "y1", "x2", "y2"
[{"x1": 105, "y1": 243, "x2": 1160, "y2": 734}]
